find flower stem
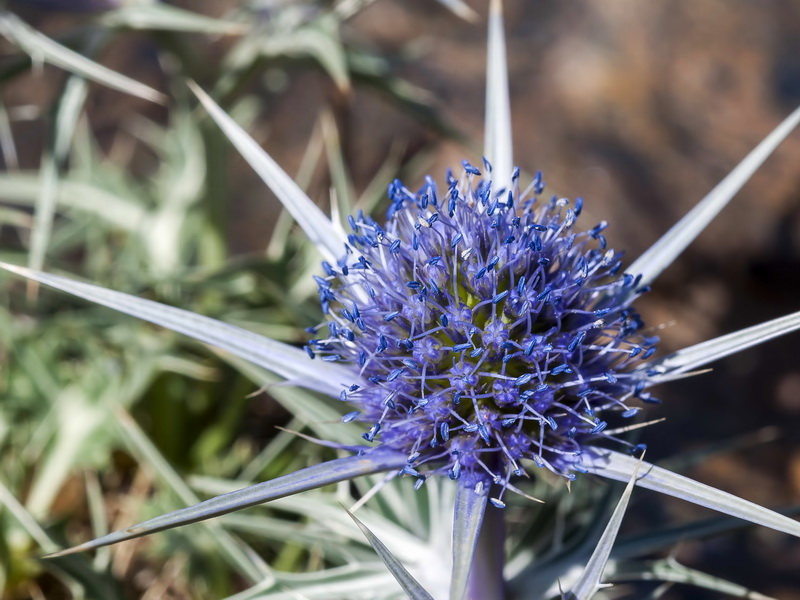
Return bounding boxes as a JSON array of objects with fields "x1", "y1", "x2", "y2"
[{"x1": 465, "y1": 498, "x2": 505, "y2": 600}]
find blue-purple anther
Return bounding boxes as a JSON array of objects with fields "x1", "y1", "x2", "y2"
[{"x1": 306, "y1": 163, "x2": 658, "y2": 499}]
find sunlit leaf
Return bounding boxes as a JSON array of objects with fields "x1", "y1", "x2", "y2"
[
  {"x1": 643, "y1": 310, "x2": 800, "y2": 381},
  {"x1": 0, "y1": 11, "x2": 165, "y2": 104},
  {"x1": 0, "y1": 172, "x2": 147, "y2": 230},
  {"x1": 190, "y1": 82, "x2": 348, "y2": 264},
  {"x1": 0, "y1": 97, "x2": 18, "y2": 169}
]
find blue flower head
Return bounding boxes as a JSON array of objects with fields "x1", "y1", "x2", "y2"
[{"x1": 310, "y1": 162, "x2": 656, "y2": 496}]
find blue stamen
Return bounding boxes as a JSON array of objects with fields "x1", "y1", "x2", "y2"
[
  {"x1": 492, "y1": 290, "x2": 509, "y2": 304},
  {"x1": 342, "y1": 411, "x2": 360, "y2": 423}
]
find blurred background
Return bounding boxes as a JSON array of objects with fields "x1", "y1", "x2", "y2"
[{"x1": 0, "y1": 0, "x2": 799, "y2": 598}]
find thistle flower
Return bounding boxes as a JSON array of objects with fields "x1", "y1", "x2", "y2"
[
  {"x1": 3, "y1": 1, "x2": 800, "y2": 597},
  {"x1": 311, "y1": 164, "x2": 656, "y2": 498}
]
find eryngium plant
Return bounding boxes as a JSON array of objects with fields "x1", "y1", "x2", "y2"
[{"x1": 3, "y1": 1, "x2": 800, "y2": 598}]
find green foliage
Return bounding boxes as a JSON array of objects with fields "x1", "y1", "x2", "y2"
[{"x1": 0, "y1": 1, "x2": 436, "y2": 597}]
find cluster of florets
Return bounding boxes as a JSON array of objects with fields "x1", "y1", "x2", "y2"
[{"x1": 305, "y1": 161, "x2": 658, "y2": 504}]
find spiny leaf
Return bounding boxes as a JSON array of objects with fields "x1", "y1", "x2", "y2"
[
  {"x1": 0, "y1": 263, "x2": 349, "y2": 397},
  {"x1": 628, "y1": 103, "x2": 800, "y2": 289},
  {"x1": 566, "y1": 456, "x2": 643, "y2": 599},
  {"x1": 586, "y1": 450, "x2": 800, "y2": 538},
  {"x1": 189, "y1": 82, "x2": 348, "y2": 264},
  {"x1": 344, "y1": 506, "x2": 434, "y2": 600},
  {"x1": 115, "y1": 408, "x2": 272, "y2": 584},
  {"x1": 46, "y1": 451, "x2": 406, "y2": 557},
  {"x1": 642, "y1": 310, "x2": 800, "y2": 381},
  {"x1": 484, "y1": 0, "x2": 513, "y2": 193}
]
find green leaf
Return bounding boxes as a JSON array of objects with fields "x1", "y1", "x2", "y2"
[
  {"x1": 613, "y1": 505, "x2": 800, "y2": 561},
  {"x1": 101, "y1": 4, "x2": 247, "y2": 35},
  {"x1": 322, "y1": 111, "x2": 356, "y2": 224},
  {"x1": 219, "y1": 354, "x2": 362, "y2": 447},
  {"x1": 260, "y1": 16, "x2": 350, "y2": 95},
  {"x1": 0, "y1": 97, "x2": 18, "y2": 169},
  {"x1": 225, "y1": 567, "x2": 399, "y2": 600},
  {"x1": 435, "y1": 0, "x2": 479, "y2": 21},
  {"x1": 0, "y1": 172, "x2": 147, "y2": 230},
  {"x1": 0, "y1": 476, "x2": 58, "y2": 553},
  {"x1": 29, "y1": 74, "x2": 89, "y2": 274}
]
